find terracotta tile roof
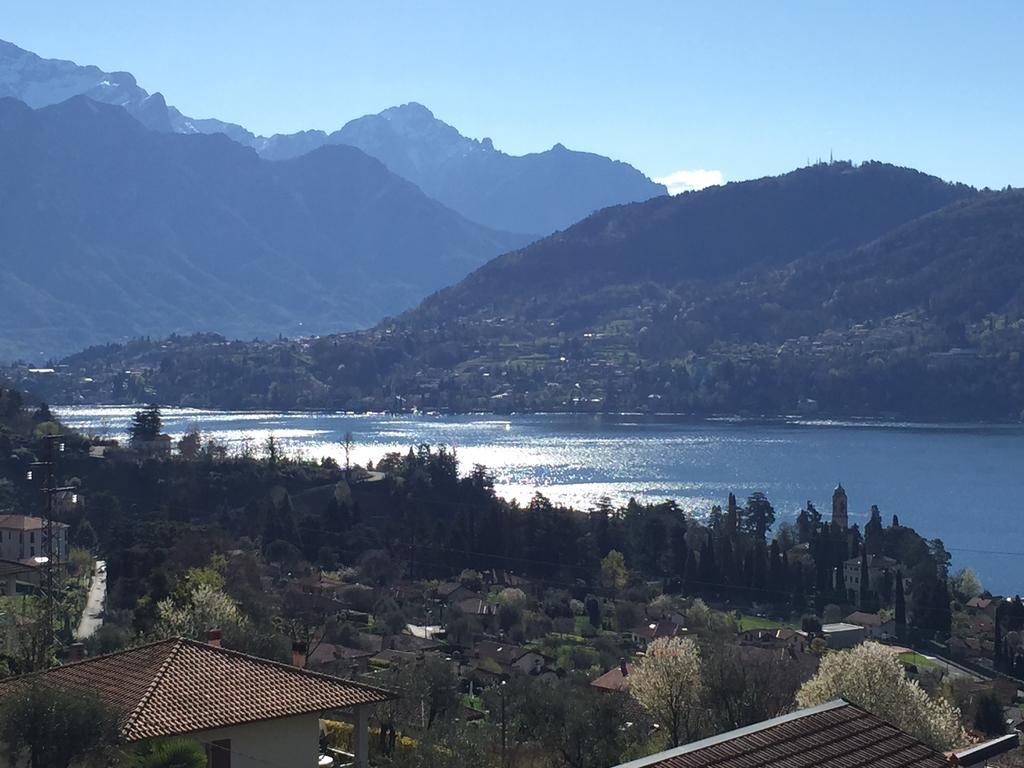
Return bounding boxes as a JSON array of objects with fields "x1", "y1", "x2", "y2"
[
  {"x1": 306, "y1": 642, "x2": 375, "y2": 669},
  {"x1": 966, "y1": 596, "x2": 1000, "y2": 610},
  {"x1": 613, "y1": 700, "x2": 951, "y2": 768},
  {"x1": 0, "y1": 638, "x2": 393, "y2": 742},
  {"x1": 0, "y1": 515, "x2": 46, "y2": 531},
  {"x1": 475, "y1": 640, "x2": 533, "y2": 666},
  {"x1": 591, "y1": 663, "x2": 633, "y2": 691}
]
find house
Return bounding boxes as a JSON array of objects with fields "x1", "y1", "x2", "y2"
[
  {"x1": 844, "y1": 611, "x2": 896, "y2": 640},
  {"x1": 843, "y1": 554, "x2": 900, "y2": 603},
  {"x1": 434, "y1": 581, "x2": 477, "y2": 606},
  {"x1": 304, "y1": 642, "x2": 375, "y2": 676},
  {"x1": 736, "y1": 628, "x2": 809, "y2": 654},
  {"x1": 454, "y1": 596, "x2": 496, "y2": 617},
  {"x1": 0, "y1": 514, "x2": 69, "y2": 563},
  {"x1": 133, "y1": 433, "x2": 173, "y2": 458},
  {"x1": 0, "y1": 559, "x2": 40, "y2": 596},
  {"x1": 591, "y1": 660, "x2": 633, "y2": 692},
  {"x1": 966, "y1": 595, "x2": 1002, "y2": 618},
  {"x1": 0, "y1": 636, "x2": 393, "y2": 768},
  {"x1": 483, "y1": 569, "x2": 532, "y2": 591},
  {"x1": 628, "y1": 620, "x2": 684, "y2": 649},
  {"x1": 472, "y1": 640, "x2": 547, "y2": 677},
  {"x1": 360, "y1": 632, "x2": 442, "y2": 655},
  {"x1": 296, "y1": 572, "x2": 346, "y2": 599},
  {"x1": 609, "y1": 698, "x2": 1016, "y2": 767},
  {"x1": 821, "y1": 622, "x2": 867, "y2": 649}
]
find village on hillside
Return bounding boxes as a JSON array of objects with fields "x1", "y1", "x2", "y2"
[{"x1": 0, "y1": 396, "x2": 1020, "y2": 766}]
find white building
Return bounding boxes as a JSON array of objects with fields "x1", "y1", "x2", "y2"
[{"x1": 0, "y1": 515, "x2": 69, "y2": 563}]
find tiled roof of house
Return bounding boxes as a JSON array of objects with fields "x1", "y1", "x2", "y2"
[
  {"x1": 591, "y1": 663, "x2": 633, "y2": 691},
  {"x1": 0, "y1": 514, "x2": 62, "y2": 532},
  {"x1": 0, "y1": 637, "x2": 393, "y2": 742},
  {"x1": 455, "y1": 597, "x2": 494, "y2": 616},
  {"x1": 475, "y1": 640, "x2": 535, "y2": 666},
  {"x1": 966, "y1": 596, "x2": 1000, "y2": 610},
  {"x1": 613, "y1": 700, "x2": 951, "y2": 768},
  {"x1": 305, "y1": 642, "x2": 375, "y2": 669},
  {"x1": 0, "y1": 559, "x2": 37, "y2": 578},
  {"x1": 630, "y1": 620, "x2": 682, "y2": 641}
]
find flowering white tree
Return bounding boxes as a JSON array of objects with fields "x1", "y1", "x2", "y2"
[
  {"x1": 796, "y1": 642, "x2": 967, "y2": 751},
  {"x1": 630, "y1": 636, "x2": 703, "y2": 747},
  {"x1": 155, "y1": 583, "x2": 248, "y2": 641},
  {"x1": 496, "y1": 587, "x2": 528, "y2": 608}
]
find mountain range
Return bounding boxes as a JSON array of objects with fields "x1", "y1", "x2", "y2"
[
  {"x1": 0, "y1": 96, "x2": 528, "y2": 360},
  {"x1": 18, "y1": 161, "x2": 1024, "y2": 420},
  {"x1": 0, "y1": 38, "x2": 665, "y2": 235}
]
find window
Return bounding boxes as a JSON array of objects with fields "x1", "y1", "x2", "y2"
[
  {"x1": 30, "y1": 532, "x2": 34, "y2": 544},
  {"x1": 208, "y1": 739, "x2": 231, "y2": 768}
]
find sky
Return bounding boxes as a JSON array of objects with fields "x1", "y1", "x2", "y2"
[{"x1": 2, "y1": 1, "x2": 1023, "y2": 192}]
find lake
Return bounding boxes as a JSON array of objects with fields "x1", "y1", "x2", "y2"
[{"x1": 55, "y1": 406, "x2": 1024, "y2": 595}]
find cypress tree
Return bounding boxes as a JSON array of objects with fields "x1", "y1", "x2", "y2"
[
  {"x1": 994, "y1": 601, "x2": 1003, "y2": 667},
  {"x1": 894, "y1": 569, "x2": 906, "y2": 640},
  {"x1": 859, "y1": 545, "x2": 871, "y2": 610},
  {"x1": 725, "y1": 493, "x2": 738, "y2": 537}
]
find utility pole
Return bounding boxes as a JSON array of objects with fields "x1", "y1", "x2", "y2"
[
  {"x1": 500, "y1": 679, "x2": 508, "y2": 768},
  {"x1": 29, "y1": 434, "x2": 75, "y2": 665}
]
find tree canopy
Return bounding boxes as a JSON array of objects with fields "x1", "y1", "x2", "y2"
[{"x1": 796, "y1": 642, "x2": 967, "y2": 751}]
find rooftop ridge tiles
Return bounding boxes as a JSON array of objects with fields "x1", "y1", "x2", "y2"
[
  {"x1": 612, "y1": 699, "x2": 852, "y2": 768},
  {"x1": 173, "y1": 637, "x2": 397, "y2": 700},
  {"x1": 0, "y1": 635, "x2": 181, "y2": 685},
  {"x1": 122, "y1": 638, "x2": 187, "y2": 740}
]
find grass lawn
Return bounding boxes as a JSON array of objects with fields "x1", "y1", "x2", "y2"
[
  {"x1": 737, "y1": 613, "x2": 799, "y2": 632},
  {"x1": 897, "y1": 651, "x2": 937, "y2": 668}
]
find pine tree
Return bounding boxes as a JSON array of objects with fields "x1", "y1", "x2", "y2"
[
  {"x1": 129, "y1": 404, "x2": 162, "y2": 446},
  {"x1": 742, "y1": 492, "x2": 776, "y2": 542}
]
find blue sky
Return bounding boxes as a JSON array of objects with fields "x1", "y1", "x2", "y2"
[{"x1": 2, "y1": 1, "x2": 1022, "y2": 191}]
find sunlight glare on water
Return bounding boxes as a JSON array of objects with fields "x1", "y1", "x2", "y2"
[{"x1": 55, "y1": 406, "x2": 1024, "y2": 593}]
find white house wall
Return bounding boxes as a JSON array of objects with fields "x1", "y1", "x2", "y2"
[{"x1": 186, "y1": 713, "x2": 320, "y2": 768}]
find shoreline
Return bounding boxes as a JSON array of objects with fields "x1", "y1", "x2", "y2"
[{"x1": 53, "y1": 403, "x2": 1024, "y2": 431}]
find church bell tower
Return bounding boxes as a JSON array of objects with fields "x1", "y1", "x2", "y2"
[{"x1": 832, "y1": 483, "x2": 849, "y2": 530}]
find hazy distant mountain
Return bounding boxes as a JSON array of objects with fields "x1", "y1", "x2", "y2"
[
  {"x1": 0, "y1": 97, "x2": 528, "y2": 360},
  {"x1": 0, "y1": 39, "x2": 666, "y2": 235},
  {"x1": 0, "y1": 39, "x2": 256, "y2": 142},
  {"x1": 260, "y1": 103, "x2": 667, "y2": 234}
]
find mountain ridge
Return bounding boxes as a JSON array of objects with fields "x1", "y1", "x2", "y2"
[
  {"x1": 0, "y1": 96, "x2": 528, "y2": 360},
  {"x1": 0, "y1": 38, "x2": 666, "y2": 235}
]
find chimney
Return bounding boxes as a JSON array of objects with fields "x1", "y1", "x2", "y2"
[
  {"x1": 206, "y1": 629, "x2": 222, "y2": 648},
  {"x1": 67, "y1": 642, "x2": 86, "y2": 662},
  {"x1": 292, "y1": 641, "x2": 307, "y2": 669},
  {"x1": 619, "y1": 657, "x2": 628, "y2": 677}
]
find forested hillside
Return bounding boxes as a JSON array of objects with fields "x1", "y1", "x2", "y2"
[{"x1": 13, "y1": 161, "x2": 1024, "y2": 420}]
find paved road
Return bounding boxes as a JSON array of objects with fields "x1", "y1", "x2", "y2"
[{"x1": 75, "y1": 559, "x2": 106, "y2": 640}]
